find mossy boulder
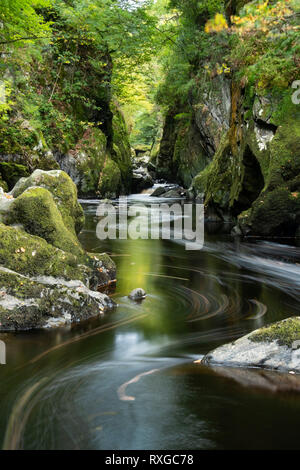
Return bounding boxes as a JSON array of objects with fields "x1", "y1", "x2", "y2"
[
  {"x1": 11, "y1": 169, "x2": 84, "y2": 234},
  {"x1": 0, "y1": 266, "x2": 115, "y2": 331},
  {"x1": 239, "y1": 188, "x2": 300, "y2": 236},
  {"x1": 0, "y1": 178, "x2": 8, "y2": 192},
  {"x1": 202, "y1": 317, "x2": 300, "y2": 373},
  {"x1": 5, "y1": 187, "x2": 84, "y2": 256}
]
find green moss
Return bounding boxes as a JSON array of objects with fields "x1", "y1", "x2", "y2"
[
  {"x1": 239, "y1": 188, "x2": 300, "y2": 236},
  {"x1": 0, "y1": 178, "x2": 8, "y2": 192},
  {"x1": 111, "y1": 103, "x2": 132, "y2": 193},
  {"x1": 6, "y1": 187, "x2": 84, "y2": 256},
  {"x1": 11, "y1": 169, "x2": 84, "y2": 234},
  {"x1": 193, "y1": 133, "x2": 232, "y2": 208},
  {"x1": 173, "y1": 121, "x2": 209, "y2": 188},
  {"x1": 250, "y1": 317, "x2": 300, "y2": 348},
  {"x1": 73, "y1": 128, "x2": 107, "y2": 196},
  {"x1": 0, "y1": 223, "x2": 86, "y2": 281}
]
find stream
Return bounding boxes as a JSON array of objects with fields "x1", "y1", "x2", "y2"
[{"x1": 1, "y1": 192, "x2": 300, "y2": 450}]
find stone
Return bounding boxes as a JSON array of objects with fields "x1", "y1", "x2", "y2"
[
  {"x1": 202, "y1": 317, "x2": 300, "y2": 373},
  {"x1": 128, "y1": 288, "x2": 147, "y2": 301}
]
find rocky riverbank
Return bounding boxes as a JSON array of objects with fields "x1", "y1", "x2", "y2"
[{"x1": 0, "y1": 170, "x2": 116, "y2": 330}]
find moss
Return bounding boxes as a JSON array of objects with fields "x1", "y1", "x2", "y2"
[
  {"x1": 71, "y1": 128, "x2": 108, "y2": 196},
  {"x1": 250, "y1": 317, "x2": 300, "y2": 348},
  {"x1": 11, "y1": 169, "x2": 84, "y2": 234},
  {"x1": 0, "y1": 162, "x2": 30, "y2": 190},
  {"x1": 239, "y1": 188, "x2": 300, "y2": 236},
  {"x1": 0, "y1": 223, "x2": 87, "y2": 281},
  {"x1": 98, "y1": 156, "x2": 121, "y2": 197},
  {"x1": 6, "y1": 187, "x2": 84, "y2": 256}
]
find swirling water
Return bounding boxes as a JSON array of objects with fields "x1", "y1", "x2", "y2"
[{"x1": 1, "y1": 194, "x2": 300, "y2": 450}]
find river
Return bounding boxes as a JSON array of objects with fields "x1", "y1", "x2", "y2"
[{"x1": 1, "y1": 192, "x2": 300, "y2": 450}]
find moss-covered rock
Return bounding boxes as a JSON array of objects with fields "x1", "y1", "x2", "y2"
[
  {"x1": 202, "y1": 317, "x2": 300, "y2": 373},
  {"x1": 11, "y1": 169, "x2": 84, "y2": 234},
  {"x1": 0, "y1": 162, "x2": 30, "y2": 190},
  {"x1": 0, "y1": 266, "x2": 115, "y2": 331},
  {"x1": 0, "y1": 223, "x2": 86, "y2": 281},
  {"x1": 0, "y1": 168, "x2": 117, "y2": 330},
  {"x1": 250, "y1": 317, "x2": 300, "y2": 349},
  {"x1": 111, "y1": 102, "x2": 132, "y2": 193},
  {"x1": 239, "y1": 188, "x2": 300, "y2": 236},
  {"x1": 98, "y1": 156, "x2": 121, "y2": 198},
  {"x1": 6, "y1": 187, "x2": 84, "y2": 256},
  {"x1": 0, "y1": 178, "x2": 8, "y2": 192}
]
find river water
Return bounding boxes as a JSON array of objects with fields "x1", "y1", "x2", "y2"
[{"x1": 1, "y1": 193, "x2": 300, "y2": 450}]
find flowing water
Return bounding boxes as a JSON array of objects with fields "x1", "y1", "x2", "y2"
[{"x1": 1, "y1": 193, "x2": 300, "y2": 450}]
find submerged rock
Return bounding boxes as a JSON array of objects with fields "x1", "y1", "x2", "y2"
[
  {"x1": 128, "y1": 288, "x2": 147, "y2": 301},
  {"x1": 202, "y1": 317, "x2": 300, "y2": 373}
]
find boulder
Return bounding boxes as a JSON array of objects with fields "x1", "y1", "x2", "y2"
[
  {"x1": 0, "y1": 267, "x2": 115, "y2": 330},
  {"x1": 202, "y1": 317, "x2": 300, "y2": 373},
  {"x1": 11, "y1": 169, "x2": 84, "y2": 234},
  {"x1": 5, "y1": 187, "x2": 84, "y2": 257},
  {"x1": 128, "y1": 288, "x2": 147, "y2": 301},
  {"x1": 150, "y1": 186, "x2": 167, "y2": 197},
  {"x1": 0, "y1": 170, "x2": 117, "y2": 330},
  {"x1": 162, "y1": 188, "x2": 186, "y2": 198},
  {"x1": 131, "y1": 167, "x2": 153, "y2": 193}
]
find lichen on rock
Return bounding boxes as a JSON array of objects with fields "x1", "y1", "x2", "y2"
[{"x1": 202, "y1": 317, "x2": 300, "y2": 373}]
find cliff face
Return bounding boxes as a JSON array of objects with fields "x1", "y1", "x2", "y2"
[{"x1": 156, "y1": 1, "x2": 300, "y2": 237}]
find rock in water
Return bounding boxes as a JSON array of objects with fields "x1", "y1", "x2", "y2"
[
  {"x1": 0, "y1": 170, "x2": 116, "y2": 330},
  {"x1": 150, "y1": 186, "x2": 166, "y2": 197},
  {"x1": 128, "y1": 288, "x2": 147, "y2": 301},
  {"x1": 202, "y1": 317, "x2": 300, "y2": 373}
]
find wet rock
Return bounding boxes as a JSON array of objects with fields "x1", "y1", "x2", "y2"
[
  {"x1": 202, "y1": 317, "x2": 300, "y2": 373},
  {"x1": 162, "y1": 188, "x2": 186, "y2": 198},
  {"x1": 150, "y1": 186, "x2": 167, "y2": 197},
  {"x1": 0, "y1": 267, "x2": 115, "y2": 331},
  {"x1": 0, "y1": 170, "x2": 116, "y2": 330},
  {"x1": 128, "y1": 288, "x2": 147, "y2": 301}
]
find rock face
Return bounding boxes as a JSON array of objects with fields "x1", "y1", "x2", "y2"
[
  {"x1": 0, "y1": 170, "x2": 116, "y2": 330},
  {"x1": 202, "y1": 317, "x2": 300, "y2": 374},
  {"x1": 131, "y1": 154, "x2": 154, "y2": 193}
]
